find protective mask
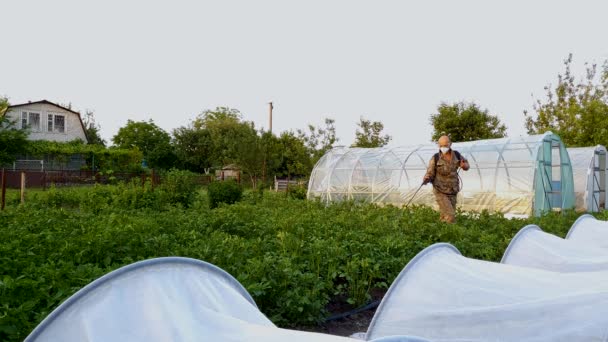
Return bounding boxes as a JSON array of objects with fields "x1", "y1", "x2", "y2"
[{"x1": 440, "y1": 147, "x2": 450, "y2": 154}]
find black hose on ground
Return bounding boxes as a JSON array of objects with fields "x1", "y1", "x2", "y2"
[{"x1": 323, "y1": 300, "x2": 381, "y2": 322}]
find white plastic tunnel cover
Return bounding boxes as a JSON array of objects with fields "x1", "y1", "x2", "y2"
[
  {"x1": 501, "y1": 224, "x2": 608, "y2": 272},
  {"x1": 567, "y1": 214, "x2": 608, "y2": 250},
  {"x1": 24, "y1": 257, "x2": 356, "y2": 342},
  {"x1": 366, "y1": 243, "x2": 608, "y2": 341}
]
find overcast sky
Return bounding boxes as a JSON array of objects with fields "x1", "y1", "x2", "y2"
[{"x1": 2, "y1": 0, "x2": 607, "y2": 147}]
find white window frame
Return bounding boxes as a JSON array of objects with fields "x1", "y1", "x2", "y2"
[
  {"x1": 47, "y1": 112, "x2": 66, "y2": 134},
  {"x1": 20, "y1": 110, "x2": 42, "y2": 131}
]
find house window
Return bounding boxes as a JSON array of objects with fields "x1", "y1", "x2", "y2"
[
  {"x1": 48, "y1": 114, "x2": 53, "y2": 132},
  {"x1": 21, "y1": 111, "x2": 41, "y2": 131},
  {"x1": 54, "y1": 115, "x2": 65, "y2": 133},
  {"x1": 47, "y1": 113, "x2": 66, "y2": 133}
]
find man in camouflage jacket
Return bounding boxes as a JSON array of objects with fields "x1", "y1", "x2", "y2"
[{"x1": 423, "y1": 135, "x2": 470, "y2": 223}]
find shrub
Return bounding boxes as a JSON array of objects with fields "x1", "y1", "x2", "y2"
[
  {"x1": 160, "y1": 169, "x2": 199, "y2": 207},
  {"x1": 208, "y1": 180, "x2": 243, "y2": 208},
  {"x1": 286, "y1": 184, "x2": 307, "y2": 200}
]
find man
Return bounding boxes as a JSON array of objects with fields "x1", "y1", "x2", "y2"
[{"x1": 423, "y1": 135, "x2": 470, "y2": 223}]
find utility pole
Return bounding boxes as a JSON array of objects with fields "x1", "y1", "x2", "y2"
[{"x1": 268, "y1": 101, "x2": 273, "y2": 133}]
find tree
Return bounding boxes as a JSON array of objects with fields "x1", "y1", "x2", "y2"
[
  {"x1": 0, "y1": 96, "x2": 8, "y2": 116},
  {"x1": 172, "y1": 125, "x2": 214, "y2": 173},
  {"x1": 524, "y1": 54, "x2": 608, "y2": 147},
  {"x1": 234, "y1": 126, "x2": 266, "y2": 188},
  {"x1": 430, "y1": 102, "x2": 507, "y2": 142},
  {"x1": 0, "y1": 97, "x2": 29, "y2": 165},
  {"x1": 82, "y1": 110, "x2": 106, "y2": 146},
  {"x1": 297, "y1": 118, "x2": 339, "y2": 163},
  {"x1": 352, "y1": 116, "x2": 391, "y2": 147},
  {"x1": 112, "y1": 119, "x2": 175, "y2": 169},
  {"x1": 192, "y1": 107, "x2": 250, "y2": 167},
  {"x1": 279, "y1": 131, "x2": 313, "y2": 177}
]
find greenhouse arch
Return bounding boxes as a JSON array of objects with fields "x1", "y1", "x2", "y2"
[{"x1": 307, "y1": 132, "x2": 575, "y2": 217}]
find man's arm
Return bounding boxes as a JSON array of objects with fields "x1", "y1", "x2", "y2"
[{"x1": 423, "y1": 157, "x2": 435, "y2": 184}]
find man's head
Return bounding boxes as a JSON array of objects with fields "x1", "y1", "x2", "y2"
[{"x1": 438, "y1": 135, "x2": 451, "y2": 154}]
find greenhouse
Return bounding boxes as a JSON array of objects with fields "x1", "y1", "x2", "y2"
[
  {"x1": 567, "y1": 145, "x2": 607, "y2": 212},
  {"x1": 308, "y1": 132, "x2": 575, "y2": 217}
]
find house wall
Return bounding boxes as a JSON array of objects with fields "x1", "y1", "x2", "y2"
[{"x1": 5, "y1": 103, "x2": 88, "y2": 143}]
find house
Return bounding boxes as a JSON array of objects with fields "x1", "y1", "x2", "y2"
[
  {"x1": 3, "y1": 100, "x2": 89, "y2": 143},
  {"x1": 215, "y1": 164, "x2": 241, "y2": 182}
]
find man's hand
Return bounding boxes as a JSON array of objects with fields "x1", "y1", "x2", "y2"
[{"x1": 460, "y1": 159, "x2": 470, "y2": 171}]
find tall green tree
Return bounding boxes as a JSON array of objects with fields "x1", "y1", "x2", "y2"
[
  {"x1": 430, "y1": 102, "x2": 507, "y2": 142},
  {"x1": 524, "y1": 54, "x2": 608, "y2": 147},
  {"x1": 172, "y1": 125, "x2": 214, "y2": 173},
  {"x1": 112, "y1": 119, "x2": 175, "y2": 169},
  {"x1": 192, "y1": 107, "x2": 252, "y2": 167},
  {"x1": 234, "y1": 126, "x2": 266, "y2": 188},
  {"x1": 0, "y1": 97, "x2": 29, "y2": 165},
  {"x1": 352, "y1": 116, "x2": 391, "y2": 147},
  {"x1": 297, "y1": 118, "x2": 339, "y2": 163}
]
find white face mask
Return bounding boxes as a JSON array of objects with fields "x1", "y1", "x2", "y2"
[{"x1": 440, "y1": 147, "x2": 450, "y2": 154}]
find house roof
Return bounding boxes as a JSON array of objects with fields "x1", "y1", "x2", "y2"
[{"x1": 6, "y1": 99, "x2": 89, "y2": 143}]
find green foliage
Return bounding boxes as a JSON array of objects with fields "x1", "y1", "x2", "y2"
[
  {"x1": 0, "y1": 186, "x2": 589, "y2": 341},
  {"x1": 174, "y1": 108, "x2": 315, "y2": 185},
  {"x1": 352, "y1": 116, "x2": 391, "y2": 148},
  {"x1": 275, "y1": 131, "x2": 313, "y2": 178},
  {"x1": 525, "y1": 54, "x2": 608, "y2": 147},
  {"x1": 159, "y1": 169, "x2": 200, "y2": 207},
  {"x1": 0, "y1": 96, "x2": 8, "y2": 116},
  {"x1": 0, "y1": 102, "x2": 29, "y2": 165},
  {"x1": 430, "y1": 102, "x2": 507, "y2": 142},
  {"x1": 192, "y1": 107, "x2": 250, "y2": 167},
  {"x1": 297, "y1": 118, "x2": 339, "y2": 164},
  {"x1": 82, "y1": 110, "x2": 106, "y2": 146},
  {"x1": 112, "y1": 119, "x2": 175, "y2": 169},
  {"x1": 172, "y1": 125, "x2": 213, "y2": 173},
  {"x1": 286, "y1": 184, "x2": 308, "y2": 200},
  {"x1": 24, "y1": 140, "x2": 143, "y2": 172},
  {"x1": 207, "y1": 180, "x2": 244, "y2": 208}
]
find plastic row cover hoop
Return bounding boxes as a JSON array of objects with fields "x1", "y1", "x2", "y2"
[
  {"x1": 501, "y1": 224, "x2": 542, "y2": 264},
  {"x1": 365, "y1": 242, "x2": 608, "y2": 341},
  {"x1": 25, "y1": 257, "x2": 260, "y2": 342},
  {"x1": 366, "y1": 243, "x2": 461, "y2": 341},
  {"x1": 566, "y1": 214, "x2": 608, "y2": 249},
  {"x1": 501, "y1": 224, "x2": 608, "y2": 273}
]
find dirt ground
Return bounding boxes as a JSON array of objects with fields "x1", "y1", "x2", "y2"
[
  {"x1": 297, "y1": 289, "x2": 385, "y2": 338},
  {"x1": 301, "y1": 309, "x2": 376, "y2": 338}
]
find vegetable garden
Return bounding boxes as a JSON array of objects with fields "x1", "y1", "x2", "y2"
[{"x1": 0, "y1": 181, "x2": 598, "y2": 341}]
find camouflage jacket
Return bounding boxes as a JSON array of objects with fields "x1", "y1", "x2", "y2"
[{"x1": 425, "y1": 150, "x2": 463, "y2": 195}]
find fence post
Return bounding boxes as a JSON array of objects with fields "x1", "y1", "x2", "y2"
[
  {"x1": 1, "y1": 169, "x2": 6, "y2": 210},
  {"x1": 20, "y1": 171, "x2": 26, "y2": 204}
]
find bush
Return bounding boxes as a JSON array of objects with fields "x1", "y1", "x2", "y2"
[
  {"x1": 286, "y1": 184, "x2": 307, "y2": 200},
  {"x1": 208, "y1": 180, "x2": 243, "y2": 208},
  {"x1": 160, "y1": 169, "x2": 200, "y2": 207}
]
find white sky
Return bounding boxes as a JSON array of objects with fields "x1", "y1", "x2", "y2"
[{"x1": 2, "y1": 0, "x2": 607, "y2": 146}]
